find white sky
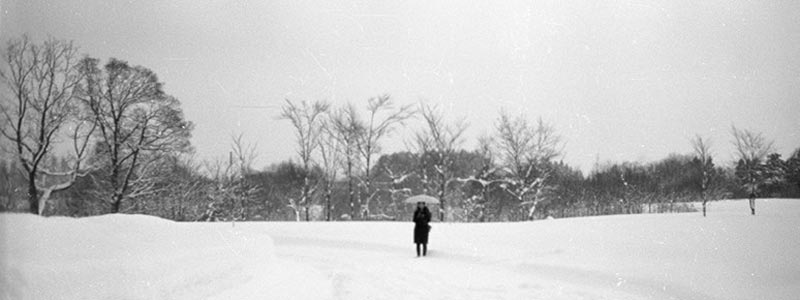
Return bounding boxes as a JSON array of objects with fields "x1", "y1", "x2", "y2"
[{"x1": 2, "y1": 0, "x2": 799, "y2": 173}]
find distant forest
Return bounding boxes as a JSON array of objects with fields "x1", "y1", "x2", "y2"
[{"x1": 2, "y1": 36, "x2": 799, "y2": 221}]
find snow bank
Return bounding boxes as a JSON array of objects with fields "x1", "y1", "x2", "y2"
[{"x1": 0, "y1": 214, "x2": 331, "y2": 300}]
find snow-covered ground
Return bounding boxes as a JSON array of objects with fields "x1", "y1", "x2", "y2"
[{"x1": 2, "y1": 199, "x2": 799, "y2": 300}]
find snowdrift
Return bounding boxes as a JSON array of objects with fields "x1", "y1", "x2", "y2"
[{"x1": 0, "y1": 214, "x2": 329, "y2": 300}]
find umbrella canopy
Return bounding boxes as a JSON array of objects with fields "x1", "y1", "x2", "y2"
[{"x1": 403, "y1": 194, "x2": 440, "y2": 204}]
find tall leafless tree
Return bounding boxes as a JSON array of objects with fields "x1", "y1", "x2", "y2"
[
  {"x1": 494, "y1": 111, "x2": 563, "y2": 220},
  {"x1": 356, "y1": 95, "x2": 414, "y2": 219},
  {"x1": 731, "y1": 125, "x2": 775, "y2": 215},
  {"x1": 691, "y1": 135, "x2": 714, "y2": 217},
  {"x1": 199, "y1": 134, "x2": 260, "y2": 221},
  {"x1": 318, "y1": 119, "x2": 343, "y2": 221},
  {"x1": 0, "y1": 36, "x2": 92, "y2": 214},
  {"x1": 228, "y1": 133, "x2": 259, "y2": 219},
  {"x1": 454, "y1": 134, "x2": 502, "y2": 222},
  {"x1": 414, "y1": 103, "x2": 468, "y2": 221},
  {"x1": 230, "y1": 133, "x2": 258, "y2": 177},
  {"x1": 328, "y1": 103, "x2": 364, "y2": 219},
  {"x1": 77, "y1": 57, "x2": 193, "y2": 213},
  {"x1": 279, "y1": 99, "x2": 329, "y2": 221}
]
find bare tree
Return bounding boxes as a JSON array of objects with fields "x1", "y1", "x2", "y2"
[
  {"x1": 279, "y1": 99, "x2": 329, "y2": 221},
  {"x1": 0, "y1": 36, "x2": 90, "y2": 214},
  {"x1": 199, "y1": 134, "x2": 260, "y2": 221},
  {"x1": 413, "y1": 103, "x2": 468, "y2": 221},
  {"x1": 328, "y1": 103, "x2": 364, "y2": 219},
  {"x1": 356, "y1": 95, "x2": 414, "y2": 219},
  {"x1": 731, "y1": 125, "x2": 775, "y2": 215},
  {"x1": 494, "y1": 111, "x2": 563, "y2": 220},
  {"x1": 77, "y1": 57, "x2": 193, "y2": 213},
  {"x1": 318, "y1": 118, "x2": 343, "y2": 221},
  {"x1": 228, "y1": 133, "x2": 259, "y2": 220},
  {"x1": 691, "y1": 135, "x2": 714, "y2": 217},
  {"x1": 454, "y1": 135, "x2": 502, "y2": 222},
  {"x1": 230, "y1": 133, "x2": 258, "y2": 176},
  {"x1": 155, "y1": 153, "x2": 205, "y2": 221}
]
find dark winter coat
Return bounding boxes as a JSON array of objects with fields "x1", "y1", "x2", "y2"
[{"x1": 413, "y1": 207, "x2": 431, "y2": 244}]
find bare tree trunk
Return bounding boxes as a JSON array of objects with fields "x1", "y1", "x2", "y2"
[
  {"x1": 110, "y1": 142, "x2": 121, "y2": 212},
  {"x1": 703, "y1": 200, "x2": 707, "y2": 217},
  {"x1": 497, "y1": 197, "x2": 504, "y2": 221},
  {"x1": 27, "y1": 172, "x2": 39, "y2": 214},
  {"x1": 526, "y1": 199, "x2": 537, "y2": 220},
  {"x1": 348, "y1": 171, "x2": 355, "y2": 219},
  {"x1": 37, "y1": 189, "x2": 52, "y2": 215},
  {"x1": 345, "y1": 158, "x2": 355, "y2": 219},
  {"x1": 112, "y1": 193, "x2": 123, "y2": 213},
  {"x1": 702, "y1": 190, "x2": 707, "y2": 217},
  {"x1": 303, "y1": 176, "x2": 310, "y2": 221},
  {"x1": 439, "y1": 173, "x2": 446, "y2": 221},
  {"x1": 326, "y1": 184, "x2": 332, "y2": 221},
  {"x1": 481, "y1": 188, "x2": 489, "y2": 222},
  {"x1": 356, "y1": 181, "x2": 364, "y2": 220},
  {"x1": 363, "y1": 161, "x2": 371, "y2": 219}
]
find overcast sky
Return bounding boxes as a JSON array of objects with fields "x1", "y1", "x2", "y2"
[{"x1": 2, "y1": 0, "x2": 799, "y2": 173}]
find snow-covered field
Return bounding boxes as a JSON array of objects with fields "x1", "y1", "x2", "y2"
[{"x1": 2, "y1": 199, "x2": 799, "y2": 300}]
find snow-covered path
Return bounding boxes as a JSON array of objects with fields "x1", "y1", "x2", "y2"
[
  {"x1": 253, "y1": 199, "x2": 800, "y2": 300},
  {"x1": 260, "y1": 223, "x2": 660, "y2": 300},
  {"x1": 2, "y1": 199, "x2": 799, "y2": 300}
]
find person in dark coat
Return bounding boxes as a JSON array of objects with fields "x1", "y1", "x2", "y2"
[{"x1": 413, "y1": 201, "x2": 432, "y2": 257}]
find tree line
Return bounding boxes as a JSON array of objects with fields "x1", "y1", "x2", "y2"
[{"x1": 2, "y1": 36, "x2": 798, "y2": 221}]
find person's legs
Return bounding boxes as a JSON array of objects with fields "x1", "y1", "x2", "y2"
[
  {"x1": 749, "y1": 198, "x2": 756, "y2": 215},
  {"x1": 416, "y1": 243, "x2": 421, "y2": 257},
  {"x1": 423, "y1": 243, "x2": 427, "y2": 256}
]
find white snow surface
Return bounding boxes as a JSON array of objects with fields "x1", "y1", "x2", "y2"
[{"x1": 2, "y1": 199, "x2": 799, "y2": 300}]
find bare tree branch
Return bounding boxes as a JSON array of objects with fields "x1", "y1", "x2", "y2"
[
  {"x1": 0, "y1": 36, "x2": 84, "y2": 214},
  {"x1": 731, "y1": 125, "x2": 775, "y2": 164}
]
